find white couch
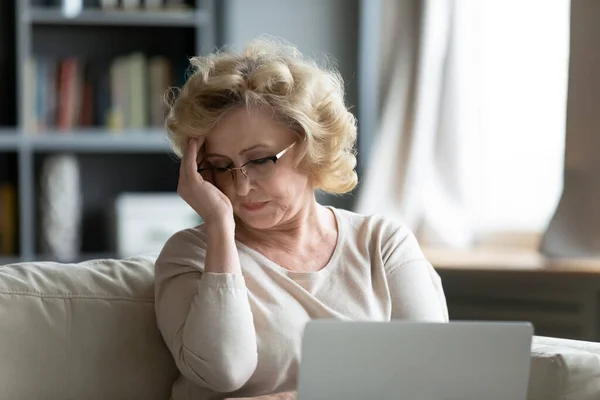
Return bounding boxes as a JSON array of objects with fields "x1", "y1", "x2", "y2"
[{"x1": 1, "y1": 256, "x2": 599, "y2": 400}]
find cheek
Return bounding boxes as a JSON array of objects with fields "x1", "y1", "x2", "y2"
[
  {"x1": 254, "y1": 170, "x2": 308, "y2": 205},
  {"x1": 221, "y1": 167, "x2": 309, "y2": 204},
  {"x1": 255, "y1": 176, "x2": 293, "y2": 201},
  {"x1": 269, "y1": 169, "x2": 308, "y2": 201}
]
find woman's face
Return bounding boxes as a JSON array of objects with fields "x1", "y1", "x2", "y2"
[{"x1": 200, "y1": 107, "x2": 311, "y2": 230}]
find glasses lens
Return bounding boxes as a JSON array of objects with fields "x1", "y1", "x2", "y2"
[
  {"x1": 201, "y1": 159, "x2": 276, "y2": 186},
  {"x1": 246, "y1": 159, "x2": 276, "y2": 181},
  {"x1": 213, "y1": 169, "x2": 234, "y2": 186},
  {"x1": 197, "y1": 159, "x2": 212, "y2": 181},
  {"x1": 198, "y1": 160, "x2": 233, "y2": 186}
]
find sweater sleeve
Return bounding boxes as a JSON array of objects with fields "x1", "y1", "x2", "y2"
[
  {"x1": 382, "y1": 225, "x2": 449, "y2": 322},
  {"x1": 154, "y1": 227, "x2": 258, "y2": 393}
]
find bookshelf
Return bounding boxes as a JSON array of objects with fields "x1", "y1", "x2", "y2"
[
  {"x1": 23, "y1": 130, "x2": 171, "y2": 152},
  {"x1": 26, "y1": 7, "x2": 209, "y2": 27},
  {"x1": 0, "y1": 0, "x2": 218, "y2": 263},
  {"x1": 0, "y1": 131, "x2": 20, "y2": 150}
]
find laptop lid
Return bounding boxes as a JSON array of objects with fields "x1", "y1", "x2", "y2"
[{"x1": 297, "y1": 320, "x2": 533, "y2": 400}]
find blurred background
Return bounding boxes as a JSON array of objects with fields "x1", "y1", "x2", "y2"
[{"x1": 0, "y1": 0, "x2": 599, "y2": 341}]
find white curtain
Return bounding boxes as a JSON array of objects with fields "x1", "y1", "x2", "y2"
[
  {"x1": 356, "y1": 0, "x2": 474, "y2": 248},
  {"x1": 357, "y1": 0, "x2": 570, "y2": 250}
]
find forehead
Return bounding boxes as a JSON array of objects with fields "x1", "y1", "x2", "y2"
[{"x1": 204, "y1": 107, "x2": 293, "y2": 153}]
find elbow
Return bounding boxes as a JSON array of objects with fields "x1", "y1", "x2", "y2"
[
  {"x1": 181, "y1": 346, "x2": 258, "y2": 393},
  {"x1": 208, "y1": 355, "x2": 258, "y2": 393}
]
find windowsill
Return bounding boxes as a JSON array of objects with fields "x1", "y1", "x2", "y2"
[{"x1": 422, "y1": 246, "x2": 600, "y2": 274}]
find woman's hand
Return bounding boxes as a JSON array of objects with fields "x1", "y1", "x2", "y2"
[{"x1": 177, "y1": 138, "x2": 234, "y2": 226}]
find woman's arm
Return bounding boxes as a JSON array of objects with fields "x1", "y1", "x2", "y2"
[
  {"x1": 154, "y1": 137, "x2": 257, "y2": 393},
  {"x1": 204, "y1": 218, "x2": 242, "y2": 274},
  {"x1": 383, "y1": 225, "x2": 449, "y2": 321},
  {"x1": 154, "y1": 226, "x2": 258, "y2": 393},
  {"x1": 386, "y1": 258, "x2": 449, "y2": 321}
]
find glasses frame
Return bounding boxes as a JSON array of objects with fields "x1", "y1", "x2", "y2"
[{"x1": 197, "y1": 141, "x2": 297, "y2": 184}]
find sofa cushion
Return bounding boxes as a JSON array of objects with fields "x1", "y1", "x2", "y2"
[
  {"x1": 529, "y1": 336, "x2": 600, "y2": 400},
  {"x1": 0, "y1": 255, "x2": 179, "y2": 400},
  {"x1": 3, "y1": 255, "x2": 600, "y2": 400}
]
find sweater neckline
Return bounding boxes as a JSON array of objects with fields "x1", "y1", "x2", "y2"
[{"x1": 234, "y1": 206, "x2": 344, "y2": 278}]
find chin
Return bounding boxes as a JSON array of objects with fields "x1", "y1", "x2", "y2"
[{"x1": 235, "y1": 205, "x2": 279, "y2": 230}]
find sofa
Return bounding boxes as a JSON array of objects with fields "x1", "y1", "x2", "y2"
[{"x1": 1, "y1": 255, "x2": 599, "y2": 400}]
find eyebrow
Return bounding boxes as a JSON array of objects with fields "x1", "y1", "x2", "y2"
[{"x1": 203, "y1": 143, "x2": 270, "y2": 158}]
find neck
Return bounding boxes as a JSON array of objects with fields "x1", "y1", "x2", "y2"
[{"x1": 235, "y1": 194, "x2": 332, "y2": 253}]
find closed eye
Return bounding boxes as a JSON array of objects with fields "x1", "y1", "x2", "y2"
[
  {"x1": 249, "y1": 157, "x2": 274, "y2": 166},
  {"x1": 212, "y1": 162, "x2": 233, "y2": 170}
]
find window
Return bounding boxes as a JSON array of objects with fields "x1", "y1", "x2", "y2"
[{"x1": 456, "y1": 0, "x2": 571, "y2": 242}]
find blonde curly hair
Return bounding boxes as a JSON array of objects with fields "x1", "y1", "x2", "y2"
[{"x1": 165, "y1": 37, "x2": 358, "y2": 195}]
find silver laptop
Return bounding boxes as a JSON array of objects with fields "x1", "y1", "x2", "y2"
[{"x1": 297, "y1": 320, "x2": 533, "y2": 400}]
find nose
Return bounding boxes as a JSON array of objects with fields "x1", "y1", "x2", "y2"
[{"x1": 234, "y1": 169, "x2": 251, "y2": 196}]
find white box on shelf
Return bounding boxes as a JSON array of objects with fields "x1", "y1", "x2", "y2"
[
  {"x1": 113, "y1": 192, "x2": 201, "y2": 258},
  {"x1": 100, "y1": 0, "x2": 119, "y2": 10},
  {"x1": 122, "y1": 0, "x2": 141, "y2": 10},
  {"x1": 144, "y1": 0, "x2": 163, "y2": 9}
]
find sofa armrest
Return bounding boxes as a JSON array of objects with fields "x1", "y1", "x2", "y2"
[{"x1": 528, "y1": 336, "x2": 600, "y2": 400}]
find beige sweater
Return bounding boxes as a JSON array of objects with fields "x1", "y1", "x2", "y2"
[{"x1": 154, "y1": 207, "x2": 449, "y2": 400}]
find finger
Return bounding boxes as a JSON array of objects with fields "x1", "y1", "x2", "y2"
[
  {"x1": 184, "y1": 138, "x2": 198, "y2": 179},
  {"x1": 180, "y1": 138, "x2": 194, "y2": 178},
  {"x1": 179, "y1": 141, "x2": 188, "y2": 178}
]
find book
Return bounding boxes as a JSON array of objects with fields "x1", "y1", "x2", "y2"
[
  {"x1": 128, "y1": 52, "x2": 148, "y2": 129},
  {"x1": 0, "y1": 182, "x2": 16, "y2": 255},
  {"x1": 23, "y1": 57, "x2": 37, "y2": 132},
  {"x1": 57, "y1": 57, "x2": 82, "y2": 131},
  {"x1": 27, "y1": 53, "x2": 175, "y2": 133},
  {"x1": 108, "y1": 56, "x2": 126, "y2": 131},
  {"x1": 148, "y1": 56, "x2": 173, "y2": 127}
]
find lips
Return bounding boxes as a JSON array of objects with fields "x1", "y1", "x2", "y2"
[{"x1": 241, "y1": 201, "x2": 268, "y2": 211}]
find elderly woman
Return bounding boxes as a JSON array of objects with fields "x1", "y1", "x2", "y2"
[{"x1": 154, "y1": 38, "x2": 448, "y2": 400}]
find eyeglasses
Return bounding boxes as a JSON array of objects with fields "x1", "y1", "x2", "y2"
[{"x1": 197, "y1": 141, "x2": 296, "y2": 187}]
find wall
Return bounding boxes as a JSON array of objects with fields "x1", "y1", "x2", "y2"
[{"x1": 219, "y1": 0, "x2": 360, "y2": 209}]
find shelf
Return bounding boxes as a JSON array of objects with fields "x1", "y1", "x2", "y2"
[
  {"x1": 0, "y1": 129, "x2": 20, "y2": 150},
  {"x1": 6, "y1": 1, "x2": 216, "y2": 265},
  {"x1": 424, "y1": 246, "x2": 600, "y2": 275},
  {"x1": 24, "y1": 129, "x2": 173, "y2": 153},
  {"x1": 25, "y1": 7, "x2": 208, "y2": 27}
]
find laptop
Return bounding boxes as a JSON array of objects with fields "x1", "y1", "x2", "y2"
[{"x1": 297, "y1": 320, "x2": 533, "y2": 400}]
